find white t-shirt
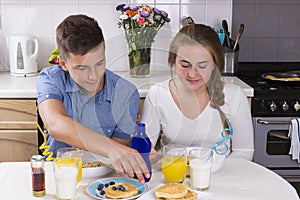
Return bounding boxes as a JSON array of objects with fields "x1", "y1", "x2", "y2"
[{"x1": 141, "y1": 79, "x2": 254, "y2": 161}]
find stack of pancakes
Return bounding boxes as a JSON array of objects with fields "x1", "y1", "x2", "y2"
[
  {"x1": 105, "y1": 183, "x2": 138, "y2": 199},
  {"x1": 155, "y1": 183, "x2": 197, "y2": 200}
]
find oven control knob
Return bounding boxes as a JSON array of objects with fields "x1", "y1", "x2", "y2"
[
  {"x1": 294, "y1": 101, "x2": 300, "y2": 112},
  {"x1": 269, "y1": 101, "x2": 277, "y2": 112},
  {"x1": 282, "y1": 101, "x2": 289, "y2": 112}
]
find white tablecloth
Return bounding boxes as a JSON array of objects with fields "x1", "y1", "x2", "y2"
[{"x1": 0, "y1": 158, "x2": 298, "y2": 200}]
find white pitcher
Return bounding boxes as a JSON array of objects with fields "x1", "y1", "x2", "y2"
[{"x1": 7, "y1": 34, "x2": 39, "y2": 76}]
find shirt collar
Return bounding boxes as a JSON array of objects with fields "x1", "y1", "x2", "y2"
[
  {"x1": 64, "y1": 69, "x2": 113, "y2": 103},
  {"x1": 102, "y1": 69, "x2": 113, "y2": 103},
  {"x1": 65, "y1": 72, "x2": 80, "y2": 93}
]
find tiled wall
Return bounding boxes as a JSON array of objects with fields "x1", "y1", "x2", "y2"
[
  {"x1": 232, "y1": 0, "x2": 300, "y2": 62},
  {"x1": 0, "y1": 0, "x2": 233, "y2": 72}
]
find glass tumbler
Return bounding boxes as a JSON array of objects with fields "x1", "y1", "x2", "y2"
[{"x1": 161, "y1": 144, "x2": 187, "y2": 183}]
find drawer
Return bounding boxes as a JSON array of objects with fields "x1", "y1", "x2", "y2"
[
  {"x1": 0, "y1": 130, "x2": 38, "y2": 162},
  {"x1": 0, "y1": 99, "x2": 36, "y2": 129}
]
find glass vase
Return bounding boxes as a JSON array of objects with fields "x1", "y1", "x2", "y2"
[{"x1": 129, "y1": 47, "x2": 151, "y2": 78}]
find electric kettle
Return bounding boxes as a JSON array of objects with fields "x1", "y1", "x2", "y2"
[{"x1": 7, "y1": 34, "x2": 39, "y2": 76}]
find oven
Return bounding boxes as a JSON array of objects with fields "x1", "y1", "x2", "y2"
[
  {"x1": 237, "y1": 63, "x2": 300, "y2": 184},
  {"x1": 253, "y1": 117, "x2": 300, "y2": 182}
]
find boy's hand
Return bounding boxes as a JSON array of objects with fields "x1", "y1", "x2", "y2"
[{"x1": 108, "y1": 141, "x2": 150, "y2": 184}]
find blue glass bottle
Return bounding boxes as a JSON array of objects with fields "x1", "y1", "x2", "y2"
[{"x1": 130, "y1": 123, "x2": 152, "y2": 182}]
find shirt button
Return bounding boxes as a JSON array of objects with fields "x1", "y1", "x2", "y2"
[
  {"x1": 107, "y1": 129, "x2": 111, "y2": 133},
  {"x1": 46, "y1": 94, "x2": 49, "y2": 98}
]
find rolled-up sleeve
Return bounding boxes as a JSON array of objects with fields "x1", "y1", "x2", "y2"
[{"x1": 36, "y1": 67, "x2": 64, "y2": 105}]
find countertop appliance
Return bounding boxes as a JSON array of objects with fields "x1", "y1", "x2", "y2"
[
  {"x1": 237, "y1": 62, "x2": 300, "y2": 195},
  {"x1": 7, "y1": 34, "x2": 38, "y2": 77}
]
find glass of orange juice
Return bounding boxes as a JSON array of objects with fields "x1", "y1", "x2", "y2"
[
  {"x1": 161, "y1": 144, "x2": 187, "y2": 183},
  {"x1": 57, "y1": 147, "x2": 82, "y2": 187}
]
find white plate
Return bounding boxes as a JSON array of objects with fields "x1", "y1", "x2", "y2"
[
  {"x1": 86, "y1": 177, "x2": 148, "y2": 200},
  {"x1": 81, "y1": 151, "x2": 113, "y2": 179},
  {"x1": 140, "y1": 183, "x2": 211, "y2": 200}
]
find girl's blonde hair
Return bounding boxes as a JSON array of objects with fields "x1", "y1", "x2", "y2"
[{"x1": 168, "y1": 23, "x2": 225, "y2": 108}]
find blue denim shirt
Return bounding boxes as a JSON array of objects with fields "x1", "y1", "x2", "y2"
[{"x1": 36, "y1": 66, "x2": 139, "y2": 156}]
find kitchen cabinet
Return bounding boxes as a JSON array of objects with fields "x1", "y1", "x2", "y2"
[
  {"x1": 0, "y1": 98, "x2": 145, "y2": 162},
  {"x1": 0, "y1": 99, "x2": 38, "y2": 162},
  {"x1": 137, "y1": 98, "x2": 145, "y2": 123}
]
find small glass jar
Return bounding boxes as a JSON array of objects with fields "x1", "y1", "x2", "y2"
[{"x1": 31, "y1": 155, "x2": 46, "y2": 197}]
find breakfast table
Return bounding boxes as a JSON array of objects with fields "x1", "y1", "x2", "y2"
[{"x1": 0, "y1": 158, "x2": 298, "y2": 200}]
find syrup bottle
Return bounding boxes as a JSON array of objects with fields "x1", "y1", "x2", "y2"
[
  {"x1": 31, "y1": 155, "x2": 46, "y2": 197},
  {"x1": 130, "y1": 123, "x2": 152, "y2": 182}
]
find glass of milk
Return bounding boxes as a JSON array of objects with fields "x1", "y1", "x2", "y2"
[
  {"x1": 188, "y1": 148, "x2": 212, "y2": 191},
  {"x1": 53, "y1": 157, "x2": 78, "y2": 200}
]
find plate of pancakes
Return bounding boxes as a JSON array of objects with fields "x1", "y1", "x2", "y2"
[
  {"x1": 141, "y1": 183, "x2": 211, "y2": 200},
  {"x1": 86, "y1": 177, "x2": 148, "y2": 199}
]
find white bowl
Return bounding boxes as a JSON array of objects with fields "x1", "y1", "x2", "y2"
[
  {"x1": 81, "y1": 151, "x2": 114, "y2": 179},
  {"x1": 82, "y1": 165, "x2": 113, "y2": 179},
  {"x1": 211, "y1": 152, "x2": 225, "y2": 173}
]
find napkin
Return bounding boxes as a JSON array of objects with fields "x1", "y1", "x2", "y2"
[{"x1": 288, "y1": 118, "x2": 300, "y2": 163}]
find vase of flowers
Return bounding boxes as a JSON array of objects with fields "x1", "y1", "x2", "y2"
[{"x1": 116, "y1": 4, "x2": 170, "y2": 77}]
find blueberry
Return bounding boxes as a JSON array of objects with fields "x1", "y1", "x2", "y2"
[
  {"x1": 104, "y1": 183, "x2": 110, "y2": 188},
  {"x1": 118, "y1": 185, "x2": 126, "y2": 191},
  {"x1": 97, "y1": 183, "x2": 104, "y2": 191},
  {"x1": 109, "y1": 181, "x2": 115, "y2": 185},
  {"x1": 100, "y1": 190, "x2": 105, "y2": 195},
  {"x1": 112, "y1": 186, "x2": 117, "y2": 190},
  {"x1": 117, "y1": 185, "x2": 123, "y2": 190}
]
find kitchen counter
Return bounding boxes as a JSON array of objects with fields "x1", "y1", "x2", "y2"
[{"x1": 0, "y1": 71, "x2": 253, "y2": 98}]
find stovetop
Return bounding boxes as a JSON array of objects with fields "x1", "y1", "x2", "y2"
[
  {"x1": 236, "y1": 62, "x2": 300, "y2": 117},
  {"x1": 237, "y1": 74, "x2": 300, "y2": 95}
]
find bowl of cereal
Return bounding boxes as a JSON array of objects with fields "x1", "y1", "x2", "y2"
[{"x1": 81, "y1": 151, "x2": 114, "y2": 179}]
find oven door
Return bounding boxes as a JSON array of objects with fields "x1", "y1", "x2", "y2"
[{"x1": 253, "y1": 117, "x2": 300, "y2": 180}]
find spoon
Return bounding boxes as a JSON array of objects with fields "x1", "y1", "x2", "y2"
[
  {"x1": 222, "y1": 20, "x2": 231, "y2": 48},
  {"x1": 233, "y1": 24, "x2": 244, "y2": 50}
]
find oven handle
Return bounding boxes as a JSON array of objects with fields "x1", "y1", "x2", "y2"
[
  {"x1": 268, "y1": 132, "x2": 290, "y2": 140},
  {"x1": 257, "y1": 119, "x2": 291, "y2": 125}
]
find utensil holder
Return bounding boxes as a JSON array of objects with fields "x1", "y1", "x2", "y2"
[{"x1": 222, "y1": 39, "x2": 239, "y2": 76}]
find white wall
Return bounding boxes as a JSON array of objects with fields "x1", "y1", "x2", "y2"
[{"x1": 0, "y1": 0, "x2": 232, "y2": 72}]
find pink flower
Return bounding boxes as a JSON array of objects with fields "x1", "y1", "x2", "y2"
[{"x1": 137, "y1": 17, "x2": 145, "y2": 25}]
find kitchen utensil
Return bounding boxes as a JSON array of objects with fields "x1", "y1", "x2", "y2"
[
  {"x1": 233, "y1": 24, "x2": 244, "y2": 50},
  {"x1": 7, "y1": 34, "x2": 39, "y2": 76},
  {"x1": 214, "y1": 24, "x2": 225, "y2": 45},
  {"x1": 222, "y1": 19, "x2": 231, "y2": 48},
  {"x1": 180, "y1": 16, "x2": 194, "y2": 26}
]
